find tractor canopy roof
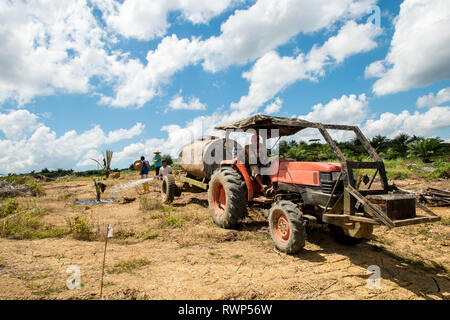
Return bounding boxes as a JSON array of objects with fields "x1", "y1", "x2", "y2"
[{"x1": 214, "y1": 114, "x2": 314, "y2": 138}]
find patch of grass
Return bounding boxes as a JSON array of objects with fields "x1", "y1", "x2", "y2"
[
  {"x1": 139, "y1": 230, "x2": 158, "y2": 240},
  {"x1": 66, "y1": 215, "x2": 94, "y2": 241},
  {"x1": 230, "y1": 254, "x2": 243, "y2": 259},
  {"x1": 162, "y1": 205, "x2": 174, "y2": 214},
  {"x1": 19, "y1": 270, "x2": 64, "y2": 296},
  {"x1": 0, "y1": 208, "x2": 68, "y2": 240},
  {"x1": 244, "y1": 233, "x2": 271, "y2": 242},
  {"x1": 440, "y1": 217, "x2": 450, "y2": 226},
  {"x1": 161, "y1": 216, "x2": 183, "y2": 229},
  {"x1": 149, "y1": 212, "x2": 165, "y2": 219},
  {"x1": 139, "y1": 195, "x2": 163, "y2": 211},
  {"x1": 113, "y1": 229, "x2": 136, "y2": 239},
  {"x1": 106, "y1": 258, "x2": 151, "y2": 274},
  {"x1": 0, "y1": 199, "x2": 19, "y2": 218},
  {"x1": 208, "y1": 251, "x2": 218, "y2": 256},
  {"x1": 386, "y1": 171, "x2": 409, "y2": 180},
  {"x1": 383, "y1": 157, "x2": 450, "y2": 180},
  {"x1": 55, "y1": 253, "x2": 65, "y2": 260},
  {"x1": 425, "y1": 160, "x2": 450, "y2": 179},
  {"x1": 56, "y1": 191, "x2": 73, "y2": 201},
  {"x1": 103, "y1": 281, "x2": 116, "y2": 287},
  {"x1": 382, "y1": 248, "x2": 448, "y2": 273},
  {"x1": 416, "y1": 225, "x2": 431, "y2": 236}
]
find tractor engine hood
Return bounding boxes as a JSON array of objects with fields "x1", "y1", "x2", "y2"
[{"x1": 270, "y1": 159, "x2": 342, "y2": 187}]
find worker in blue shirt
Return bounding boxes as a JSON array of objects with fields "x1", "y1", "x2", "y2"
[{"x1": 140, "y1": 156, "x2": 150, "y2": 193}]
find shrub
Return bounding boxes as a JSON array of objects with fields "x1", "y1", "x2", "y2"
[
  {"x1": 139, "y1": 230, "x2": 158, "y2": 240},
  {"x1": 0, "y1": 199, "x2": 19, "y2": 219},
  {"x1": 161, "y1": 216, "x2": 183, "y2": 229},
  {"x1": 106, "y1": 258, "x2": 150, "y2": 274},
  {"x1": 407, "y1": 138, "x2": 442, "y2": 163},
  {"x1": 139, "y1": 195, "x2": 163, "y2": 211},
  {"x1": 0, "y1": 208, "x2": 67, "y2": 239},
  {"x1": 113, "y1": 229, "x2": 136, "y2": 239},
  {"x1": 66, "y1": 215, "x2": 94, "y2": 241},
  {"x1": 426, "y1": 161, "x2": 450, "y2": 179}
]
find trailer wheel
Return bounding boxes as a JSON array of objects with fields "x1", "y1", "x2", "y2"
[
  {"x1": 269, "y1": 201, "x2": 306, "y2": 254},
  {"x1": 208, "y1": 167, "x2": 247, "y2": 228},
  {"x1": 161, "y1": 174, "x2": 177, "y2": 204}
]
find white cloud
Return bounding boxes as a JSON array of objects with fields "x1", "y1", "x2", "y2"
[
  {"x1": 99, "y1": 35, "x2": 204, "y2": 108},
  {"x1": 370, "y1": 0, "x2": 450, "y2": 95},
  {"x1": 363, "y1": 106, "x2": 450, "y2": 138},
  {"x1": 169, "y1": 94, "x2": 206, "y2": 110},
  {"x1": 0, "y1": 110, "x2": 40, "y2": 140},
  {"x1": 364, "y1": 60, "x2": 386, "y2": 78},
  {"x1": 201, "y1": 0, "x2": 378, "y2": 72},
  {"x1": 264, "y1": 97, "x2": 283, "y2": 114},
  {"x1": 0, "y1": 0, "x2": 380, "y2": 108},
  {"x1": 0, "y1": 109, "x2": 145, "y2": 173},
  {"x1": 97, "y1": 0, "x2": 235, "y2": 41},
  {"x1": 0, "y1": 0, "x2": 134, "y2": 105},
  {"x1": 230, "y1": 51, "x2": 310, "y2": 114},
  {"x1": 307, "y1": 21, "x2": 381, "y2": 67},
  {"x1": 99, "y1": 0, "x2": 380, "y2": 108},
  {"x1": 230, "y1": 21, "x2": 380, "y2": 114},
  {"x1": 106, "y1": 123, "x2": 145, "y2": 143},
  {"x1": 417, "y1": 87, "x2": 450, "y2": 108},
  {"x1": 303, "y1": 94, "x2": 369, "y2": 124}
]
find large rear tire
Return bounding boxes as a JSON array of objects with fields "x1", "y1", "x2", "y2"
[
  {"x1": 161, "y1": 174, "x2": 176, "y2": 204},
  {"x1": 208, "y1": 167, "x2": 247, "y2": 228},
  {"x1": 269, "y1": 201, "x2": 306, "y2": 254}
]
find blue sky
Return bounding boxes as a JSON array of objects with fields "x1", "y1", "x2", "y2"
[{"x1": 0, "y1": 0, "x2": 449, "y2": 173}]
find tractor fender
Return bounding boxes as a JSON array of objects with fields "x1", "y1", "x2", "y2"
[{"x1": 220, "y1": 158, "x2": 254, "y2": 201}]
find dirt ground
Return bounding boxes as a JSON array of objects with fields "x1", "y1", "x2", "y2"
[{"x1": 0, "y1": 172, "x2": 449, "y2": 300}]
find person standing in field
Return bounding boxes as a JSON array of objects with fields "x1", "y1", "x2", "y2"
[
  {"x1": 159, "y1": 160, "x2": 173, "y2": 177},
  {"x1": 139, "y1": 156, "x2": 150, "y2": 193},
  {"x1": 153, "y1": 150, "x2": 163, "y2": 179}
]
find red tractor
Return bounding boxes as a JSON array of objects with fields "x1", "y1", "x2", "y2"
[{"x1": 162, "y1": 115, "x2": 440, "y2": 253}]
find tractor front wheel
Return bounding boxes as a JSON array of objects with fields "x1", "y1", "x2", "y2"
[
  {"x1": 269, "y1": 201, "x2": 306, "y2": 254},
  {"x1": 208, "y1": 167, "x2": 247, "y2": 228}
]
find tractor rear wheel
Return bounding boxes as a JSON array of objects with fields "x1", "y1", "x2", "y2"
[
  {"x1": 161, "y1": 174, "x2": 177, "y2": 204},
  {"x1": 268, "y1": 201, "x2": 306, "y2": 254},
  {"x1": 208, "y1": 167, "x2": 247, "y2": 228}
]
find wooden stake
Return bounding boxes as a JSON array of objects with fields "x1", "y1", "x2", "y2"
[{"x1": 100, "y1": 225, "x2": 110, "y2": 299}]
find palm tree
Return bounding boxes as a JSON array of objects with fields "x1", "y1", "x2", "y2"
[
  {"x1": 92, "y1": 150, "x2": 114, "y2": 178},
  {"x1": 391, "y1": 133, "x2": 410, "y2": 153},
  {"x1": 370, "y1": 135, "x2": 389, "y2": 152},
  {"x1": 407, "y1": 138, "x2": 442, "y2": 163}
]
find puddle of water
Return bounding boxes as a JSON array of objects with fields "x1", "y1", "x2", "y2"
[
  {"x1": 74, "y1": 199, "x2": 115, "y2": 205},
  {"x1": 108, "y1": 178, "x2": 154, "y2": 194}
]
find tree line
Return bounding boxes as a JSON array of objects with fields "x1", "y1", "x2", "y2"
[{"x1": 276, "y1": 134, "x2": 449, "y2": 163}]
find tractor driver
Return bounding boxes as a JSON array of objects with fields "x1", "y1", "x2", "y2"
[{"x1": 245, "y1": 134, "x2": 274, "y2": 197}]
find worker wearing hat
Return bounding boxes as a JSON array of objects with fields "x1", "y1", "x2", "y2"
[{"x1": 152, "y1": 150, "x2": 163, "y2": 179}]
